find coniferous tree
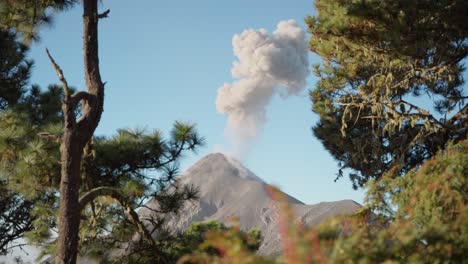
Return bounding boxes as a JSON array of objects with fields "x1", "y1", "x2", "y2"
[
  {"x1": 0, "y1": 180, "x2": 34, "y2": 255},
  {"x1": 0, "y1": 1, "x2": 204, "y2": 263},
  {"x1": 1, "y1": 1, "x2": 77, "y2": 254},
  {"x1": 307, "y1": 0, "x2": 467, "y2": 188},
  {"x1": 0, "y1": 28, "x2": 35, "y2": 255},
  {"x1": 0, "y1": 0, "x2": 78, "y2": 42},
  {"x1": 0, "y1": 30, "x2": 31, "y2": 111},
  {"x1": 0, "y1": 23, "x2": 76, "y2": 256}
]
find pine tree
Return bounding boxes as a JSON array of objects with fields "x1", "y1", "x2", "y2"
[
  {"x1": 0, "y1": 0, "x2": 78, "y2": 42},
  {"x1": 0, "y1": 26, "x2": 74, "y2": 255},
  {"x1": 307, "y1": 0, "x2": 467, "y2": 188},
  {"x1": 0, "y1": 30, "x2": 31, "y2": 111},
  {"x1": 0, "y1": 180, "x2": 34, "y2": 255},
  {"x1": 0, "y1": 28, "x2": 35, "y2": 255},
  {"x1": 0, "y1": 1, "x2": 204, "y2": 263}
]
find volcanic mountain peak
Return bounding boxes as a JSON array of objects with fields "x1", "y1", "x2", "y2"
[{"x1": 181, "y1": 152, "x2": 264, "y2": 182}]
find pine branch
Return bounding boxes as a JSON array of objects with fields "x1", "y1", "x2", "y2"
[{"x1": 79, "y1": 187, "x2": 155, "y2": 245}]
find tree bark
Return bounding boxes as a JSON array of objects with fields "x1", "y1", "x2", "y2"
[
  {"x1": 55, "y1": 128, "x2": 82, "y2": 264},
  {"x1": 55, "y1": 0, "x2": 104, "y2": 263}
]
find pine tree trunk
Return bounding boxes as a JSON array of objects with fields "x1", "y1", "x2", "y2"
[
  {"x1": 55, "y1": 0, "x2": 104, "y2": 263},
  {"x1": 55, "y1": 131, "x2": 83, "y2": 264}
]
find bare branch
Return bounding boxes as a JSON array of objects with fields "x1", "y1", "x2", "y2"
[
  {"x1": 45, "y1": 48, "x2": 71, "y2": 99},
  {"x1": 98, "y1": 9, "x2": 110, "y2": 19}
]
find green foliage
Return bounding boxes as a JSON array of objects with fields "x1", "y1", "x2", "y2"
[
  {"x1": 1, "y1": 83, "x2": 205, "y2": 261},
  {"x1": 0, "y1": 84, "x2": 64, "y2": 254},
  {"x1": 0, "y1": 0, "x2": 79, "y2": 42},
  {"x1": 178, "y1": 221, "x2": 261, "y2": 258},
  {"x1": 313, "y1": 140, "x2": 468, "y2": 263},
  {"x1": 307, "y1": 0, "x2": 468, "y2": 188},
  {"x1": 178, "y1": 221, "x2": 268, "y2": 264},
  {"x1": 1, "y1": 3, "x2": 206, "y2": 261},
  {"x1": 0, "y1": 26, "x2": 62, "y2": 255},
  {"x1": 0, "y1": 29, "x2": 31, "y2": 110},
  {"x1": 0, "y1": 110, "x2": 61, "y2": 199},
  {"x1": 16, "y1": 84, "x2": 68, "y2": 124},
  {"x1": 75, "y1": 123, "x2": 203, "y2": 250},
  {"x1": 112, "y1": 220, "x2": 262, "y2": 264},
  {"x1": 0, "y1": 180, "x2": 34, "y2": 255}
]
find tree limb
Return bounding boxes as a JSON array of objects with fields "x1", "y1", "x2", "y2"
[
  {"x1": 392, "y1": 99, "x2": 445, "y2": 128},
  {"x1": 76, "y1": 0, "x2": 105, "y2": 144},
  {"x1": 98, "y1": 9, "x2": 110, "y2": 19},
  {"x1": 45, "y1": 48, "x2": 71, "y2": 99},
  {"x1": 79, "y1": 187, "x2": 155, "y2": 246},
  {"x1": 448, "y1": 104, "x2": 468, "y2": 125},
  {"x1": 69, "y1": 91, "x2": 96, "y2": 108}
]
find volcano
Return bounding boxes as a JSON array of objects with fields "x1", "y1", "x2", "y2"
[{"x1": 139, "y1": 153, "x2": 360, "y2": 256}]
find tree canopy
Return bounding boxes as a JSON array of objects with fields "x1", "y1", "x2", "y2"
[
  {"x1": 307, "y1": 0, "x2": 467, "y2": 188},
  {"x1": 0, "y1": 25, "x2": 41, "y2": 255},
  {"x1": 0, "y1": 0, "x2": 78, "y2": 42}
]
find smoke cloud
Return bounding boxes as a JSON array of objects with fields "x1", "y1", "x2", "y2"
[{"x1": 216, "y1": 19, "x2": 309, "y2": 158}]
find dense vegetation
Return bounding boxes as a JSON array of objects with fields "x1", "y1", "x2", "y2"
[
  {"x1": 0, "y1": 0, "x2": 466, "y2": 263},
  {"x1": 308, "y1": 0, "x2": 467, "y2": 188}
]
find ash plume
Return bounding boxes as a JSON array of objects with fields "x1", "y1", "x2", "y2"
[{"x1": 216, "y1": 19, "x2": 309, "y2": 158}]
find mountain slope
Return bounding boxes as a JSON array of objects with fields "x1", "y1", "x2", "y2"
[{"x1": 140, "y1": 153, "x2": 360, "y2": 255}]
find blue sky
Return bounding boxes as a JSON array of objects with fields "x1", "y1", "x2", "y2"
[{"x1": 27, "y1": 0, "x2": 365, "y2": 204}]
